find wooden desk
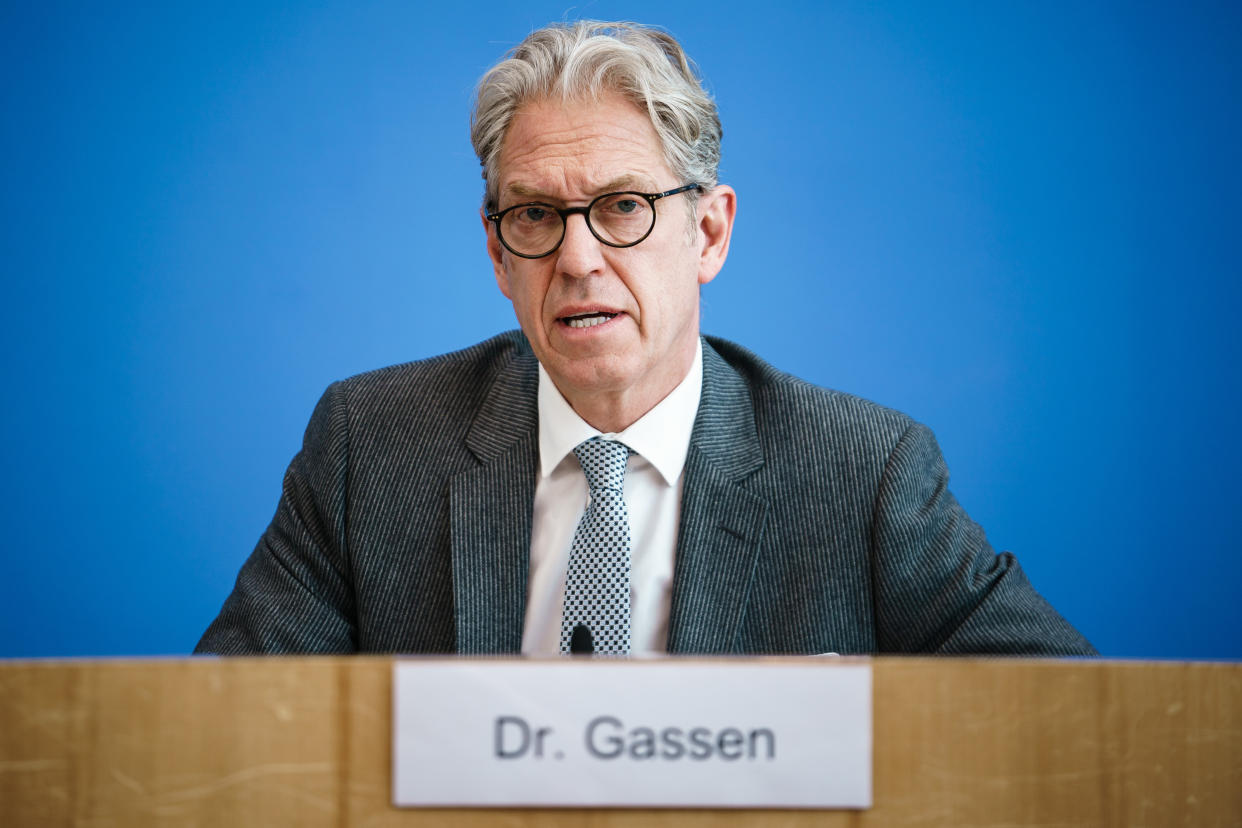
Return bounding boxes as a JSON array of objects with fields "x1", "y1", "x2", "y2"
[{"x1": 2, "y1": 657, "x2": 1238, "y2": 826}]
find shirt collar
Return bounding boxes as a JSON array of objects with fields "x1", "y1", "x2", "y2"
[{"x1": 538, "y1": 338, "x2": 703, "y2": 486}]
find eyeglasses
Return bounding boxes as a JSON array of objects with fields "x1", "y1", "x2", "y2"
[{"x1": 485, "y1": 183, "x2": 701, "y2": 259}]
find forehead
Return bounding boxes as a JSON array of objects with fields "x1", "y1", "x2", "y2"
[{"x1": 496, "y1": 92, "x2": 672, "y2": 201}]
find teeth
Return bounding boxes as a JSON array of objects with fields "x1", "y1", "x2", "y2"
[{"x1": 565, "y1": 313, "x2": 616, "y2": 329}]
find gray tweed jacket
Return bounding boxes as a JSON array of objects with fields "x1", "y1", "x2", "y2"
[{"x1": 196, "y1": 331, "x2": 1094, "y2": 656}]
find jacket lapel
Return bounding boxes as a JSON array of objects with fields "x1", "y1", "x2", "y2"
[
  {"x1": 449, "y1": 341, "x2": 539, "y2": 654},
  {"x1": 667, "y1": 340, "x2": 770, "y2": 653}
]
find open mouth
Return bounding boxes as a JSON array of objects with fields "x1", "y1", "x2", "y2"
[{"x1": 560, "y1": 311, "x2": 619, "y2": 329}]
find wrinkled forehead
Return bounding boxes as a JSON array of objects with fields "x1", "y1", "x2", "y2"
[{"x1": 492, "y1": 94, "x2": 671, "y2": 205}]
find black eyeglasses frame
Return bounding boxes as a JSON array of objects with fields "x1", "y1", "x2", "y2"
[{"x1": 485, "y1": 183, "x2": 702, "y2": 259}]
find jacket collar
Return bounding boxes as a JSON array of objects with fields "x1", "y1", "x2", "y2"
[
  {"x1": 666, "y1": 337, "x2": 771, "y2": 654},
  {"x1": 451, "y1": 334, "x2": 539, "y2": 654}
]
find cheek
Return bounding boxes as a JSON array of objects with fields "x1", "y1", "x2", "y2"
[
  {"x1": 509, "y1": 269, "x2": 550, "y2": 317},
  {"x1": 496, "y1": 268, "x2": 514, "y2": 301}
]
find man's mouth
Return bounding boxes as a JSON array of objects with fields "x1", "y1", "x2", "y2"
[{"x1": 560, "y1": 311, "x2": 619, "y2": 329}]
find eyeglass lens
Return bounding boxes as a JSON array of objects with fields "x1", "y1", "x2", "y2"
[{"x1": 499, "y1": 193, "x2": 655, "y2": 257}]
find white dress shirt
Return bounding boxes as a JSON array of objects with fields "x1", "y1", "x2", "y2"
[{"x1": 520, "y1": 340, "x2": 704, "y2": 656}]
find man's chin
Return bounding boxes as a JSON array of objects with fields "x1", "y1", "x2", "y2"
[
  {"x1": 546, "y1": 361, "x2": 630, "y2": 394},
  {"x1": 539, "y1": 350, "x2": 640, "y2": 398}
]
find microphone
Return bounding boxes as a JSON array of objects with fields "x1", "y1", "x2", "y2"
[{"x1": 570, "y1": 623, "x2": 594, "y2": 655}]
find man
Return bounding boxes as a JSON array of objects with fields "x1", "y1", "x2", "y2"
[{"x1": 196, "y1": 21, "x2": 1094, "y2": 657}]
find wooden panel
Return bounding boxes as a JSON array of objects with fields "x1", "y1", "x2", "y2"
[{"x1": 1, "y1": 658, "x2": 1238, "y2": 826}]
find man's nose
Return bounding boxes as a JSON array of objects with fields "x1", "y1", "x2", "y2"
[{"x1": 555, "y1": 213, "x2": 605, "y2": 277}]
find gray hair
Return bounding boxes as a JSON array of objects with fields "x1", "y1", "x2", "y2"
[{"x1": 470, "y1": 20, "x2": 722, "y2": 210}]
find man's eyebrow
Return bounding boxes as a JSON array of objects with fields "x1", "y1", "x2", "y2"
[
  {"x1": 595, "y1": 175, "x2": 647, "y2": 193},
  {"x1": 504, "y1": 183, "x2": 547, "y2": 199}
]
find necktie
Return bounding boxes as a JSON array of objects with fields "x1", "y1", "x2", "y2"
[{"x1": 560, "y1": 437, "x2": 632, "y2": 655}]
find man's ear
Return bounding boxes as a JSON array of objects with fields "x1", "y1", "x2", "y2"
[
  {"x1": 482, "y1": 209, "x2": 512, "y2": 299},
  {"x1": 695, "y1": 184, "x2": 737, "y2": 286}
]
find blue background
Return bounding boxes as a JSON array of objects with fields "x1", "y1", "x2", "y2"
[{"x1": 2, "y1": 1, "x2": 1238, "y2": 659}]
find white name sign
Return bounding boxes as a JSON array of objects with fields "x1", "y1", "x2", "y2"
[{"x1": 392, "y1": 659, "x2": 871, "y2": 809}]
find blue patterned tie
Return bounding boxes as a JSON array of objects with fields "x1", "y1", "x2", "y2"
[{"x1": 560, "y1": 438, "x2": 632, "y2": 655}]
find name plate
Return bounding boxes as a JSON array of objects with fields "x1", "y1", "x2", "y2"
[{"x1": 392, "y1": 659, "x2": 871, "y2": 809}]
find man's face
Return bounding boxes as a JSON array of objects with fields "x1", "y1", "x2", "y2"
[{"x1": 484, "y1": 92, "x2": 734, "y2": 428}]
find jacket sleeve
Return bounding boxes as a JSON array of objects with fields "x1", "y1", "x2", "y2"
[
  {"x1": 195, "y1": 383, "x2": 358, "y2": 654},
  {"x1": 870, "y1": 421, "x2": 1096, "y2": 655}
]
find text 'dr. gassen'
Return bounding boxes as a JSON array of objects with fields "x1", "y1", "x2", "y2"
[{"x1": 393, "y1": 660, "x2": 871, "y2": 809}]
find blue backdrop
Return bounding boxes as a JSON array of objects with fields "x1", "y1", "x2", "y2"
[{"x1": 2, "y1": 1, "x2": 1238, "y2": 659}]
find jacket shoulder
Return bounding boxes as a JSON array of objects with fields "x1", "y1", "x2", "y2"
[
  {"x1": 314, "y1": 330, "x2": 536, "y2": 461},
  {"x1": 336, "y1": 330, "x2": 532, "y2": 405},
  {"x1": 703, "y1": 335, "x2": 915, "y2": 458}
]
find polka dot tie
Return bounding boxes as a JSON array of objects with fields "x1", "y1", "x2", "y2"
[{"x1": 560, "y1": 437, "x2": 632, "y2": 655}]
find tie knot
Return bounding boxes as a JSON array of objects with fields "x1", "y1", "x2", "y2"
[{"x1": 573, "y1": 438, "x2": 630, "y2": 493}]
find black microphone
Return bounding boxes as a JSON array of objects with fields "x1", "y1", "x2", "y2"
[{"x1": 570, "y1": 623, "x2": 594, "y2": 655}]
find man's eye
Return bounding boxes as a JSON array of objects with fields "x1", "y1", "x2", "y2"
[
  {"x1": 518, "y1": 206, "x2": 549, "y2": 223},
  {"x1": 612, "y1": 199, "x2": 640, "y2": 214}
]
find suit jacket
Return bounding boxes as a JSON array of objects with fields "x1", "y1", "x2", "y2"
[{"x1": 196, "y1": 331, "x2": 1095, "y2": 656}]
